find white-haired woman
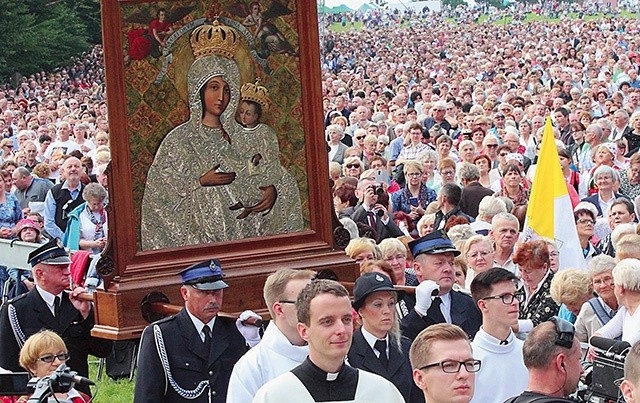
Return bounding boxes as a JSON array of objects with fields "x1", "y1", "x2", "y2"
[
  {"x1": 575, "y1": 255, "x2": 618, "y2": 343},
  {"x1": 592, "y1": 258, "x2": 640, "y2": 345},
  {"x1": 327, "y1": 124, "x2": 348, "y2": 165}
]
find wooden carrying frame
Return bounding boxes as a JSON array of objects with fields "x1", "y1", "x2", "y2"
[{"x1": 96, "y1": 0, "x2": 355, "y2": 340}]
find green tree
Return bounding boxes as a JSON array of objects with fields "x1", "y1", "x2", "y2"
[
  {"x1": 0, "y1": 0, "x2": 93, "y2": 80},
  {"x1": 442, "y1": 0, "x2": 466, "y2": 8}
]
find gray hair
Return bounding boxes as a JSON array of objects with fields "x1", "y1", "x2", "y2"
[
  {"x1": 417, "y1": 149, "x2": 438, "y2": 163},
  {"x1": 326, "y1": 124, "x2": 344, "y2": 137},
  {"x1": 586, "y1": 124, "x2": 604, "y2": 142},
  {"x1": 447, "y1": 224, "x2": 476, "y2": 244},
  {"x1": 612, "y1": 223, "x2": 638, "y2": 249},
  {"x1": 491, "y1": 212, "x2": 519, "y2": 228},
  {"x1": 339, "y1": 217, "x2": 359, "y2": 240},
  {"x1": 458, "y1": 162, "x2": 481, "y2": 182},
  {"x1": 613, "y1": 258, "x2": 640, "y2": 291},
  {"x1": 588, "y1": 255, "x2": 616, "y2": 279},
  {"x1": 593, "y1": 165, "x2": 619, "y2": 182},
  {"x1": 82, "y1": 183, "x2": 107, "y2": 202},
  {"x1": 478, "y1": 196, "x2": 507, "y2": 220}
]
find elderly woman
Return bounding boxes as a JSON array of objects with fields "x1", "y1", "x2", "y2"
[
  {"x1": 417, "y1": 149, "x2": 441, "y2": 191},
  {"x1": 550, "y1": 269, "x2": 593, "y2": 323},
  {"x1": 513, "y1": 240, "x2": 560, "y2": 332},
  {"x1": 457, "y1": 140, "x2": 477, "y2": 165},
  {"x1": 16, "y1": 330, "x2": 90, "y2": 402},
  {"x1": 379, "y1": 237, "x2": 414, "y2": 287},
  {"x1": 342, "y1": 156, "x2": 364, "y2": 178},
  {"x1": 544, "y1": 239, "x2": 560, "y2": 272},
  {"x1": 345, "y1": 237, "x2": 382, "y2": 267},
  {"x1": 391, "y1": 160, "x2": 436, "y2": 230},
  {"x1": 619, "y1": 152, "x2": 640, "y2": 200},
  {"x1": 416, "y1": 213, "x2": 435, "y2": 236},
  {"x1": 575, "y1": 255, "x2": 618, "y2": 343},
  {"x1": 582, "y1": 165, "x2": 625, "y2": 219},
  {"x1": 462, "y1": 235, "x2": 496, "y2": 289},
  {"x1": 593, "y1": 258, "x2": 640, "y2": 345},
  {"x1": 63, "y1": 183, "x2": 108, "y2": 253},
  {"x1": 583, "y1": 143, "x2": 618, "y2": 196},
  {"x1": 497, "y1": 163, "x2": 529, "y2": 207},
  {"x1": 348, "y1": 272, "x2": 422, "y2": 403},
  {"x1": 573, "y1": 202, "x2": 601, "y2": 265},
  {"x1": 359, "y1": 259, "x2": 396, "y2": 284},
  {"x1": 327, "y1": 124, "x2": 348, "y2": 165}
]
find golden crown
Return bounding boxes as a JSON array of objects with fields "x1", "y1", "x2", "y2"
[
  {"x1": 241, "y1": 78, "x2": 270, "y2": 112},
  {"x1": 190, "y1": 19, "x2": 240, "y2": 59}
]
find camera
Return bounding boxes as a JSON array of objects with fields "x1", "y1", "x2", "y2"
[
  {"x1": 369, "y1": 184, "x2": 386, "y2": 198},
  {"x1": 576, "y1": 337, "x2": 630, "y2": 403}
]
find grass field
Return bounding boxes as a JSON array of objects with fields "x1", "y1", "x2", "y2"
[
  {"x1": 88, "y1": 358, "x2": 135, "y2": 402},
  {"x1": 329, "y1": 11, "x2": 640, "y2": 30}
]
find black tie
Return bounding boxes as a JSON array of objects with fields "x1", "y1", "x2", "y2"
[
  {"x1": 202, "y1": 324, "x2": 212, "y2": 351},
  {"x1": 427, "y1": 296, "x2": 446, "y2": 324},
  {"x1": 54, "y1": 296, "x2": 60, "y2": 318},
  {"x1": 374, "y1": 339, "x2": 388, "y2": 369}
]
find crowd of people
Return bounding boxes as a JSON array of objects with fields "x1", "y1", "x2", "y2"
[
  {"x1": 321, "y1": 4, "x2": 640, "y2": 403},
  {"x1": 0, "y1": 44, "x2": 110, "y2": 295},
  {"x1": 3, "y1": 3, "x2": 640, "y2": 403}
]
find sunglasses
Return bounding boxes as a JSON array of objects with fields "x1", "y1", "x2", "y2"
[
  {"x1": 499, "y1": 153, "x2": 509, "y2": 157},
  {"x1": 355, "y1": 136, "x2": 366, "y2": 140},
  {"x1": 346, "y1": 164, "x2": 360, "y2": 169},
  {"x1": 38, "y1": 353, "x2": 70, "y2": 364},
  {"x1": 487, "y1": 144, "x2": 498, "y2": 148}
]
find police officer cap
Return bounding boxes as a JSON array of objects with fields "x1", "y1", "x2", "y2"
[
  {"x1": 352, "y1": 272, "x2": 397, "y2": 311},
  {"x1": 179, "y1": 259, "x2": 229, "y2": 291},
  {"x1": 409, "y1": 230, "x2": 460, "y2": 259},
  {"x1": 27, "y1": 238, "x2": 72, "y2": 267}
]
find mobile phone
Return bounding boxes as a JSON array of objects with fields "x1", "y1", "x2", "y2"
[
  {"x1": 409, "y1": 197, "x2": 419, "y2": 207},
  {"x1": 374, "y1": 169, "x2": 390, "y2": 185},
  {"x1": 0, "y1": 373, "x2": 30, "y2": 395}
]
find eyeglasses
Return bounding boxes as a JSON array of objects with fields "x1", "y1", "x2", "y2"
[
  {"x1": 592, "y1": 276, "x2": 614, "y2": 286},
  {"x1": 499, "y1": 153, "x2": 509, "y2": 157},
  {"x1": 482, "y1": 293, "x2": 524, "y2": 305},
  {"x1": 486, "y1": 144, "x2": 498, "y2": 148},
  {"x1": 385, "y1": 254, "x2": 406, "y2": 262},
  {"x1": 346, "y1": 164, "x2": 360, "y2": 169},
  {"x1": 576, "y1": 219, "x2": 595, "y2": 225},
  {"x1": 441, "y1": 170, "x2": 455, "y2": 176},
  {"x1": 406, "y1": 172, "x2": 422, "y2": 177},
  {"x1": 38, "y1": 353, "x2": 69, "y2": 363},
  {"x1": 420, "y1": 359, "x2": 481, "y2": 374},
  {"x1": 356, "y1": 136, "x2": 366, "y2": 140}
]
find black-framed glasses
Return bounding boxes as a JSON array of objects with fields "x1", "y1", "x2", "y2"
[
  {"x1": 420, "y1": 359, "x2": 481, "y2": 374},
  {"x1": 278, "y1": 300, "x2": 296, "y2": 305},
  {"x1": 38, "y1": 353, "x2": 69, "y2": 363},
  {"x1": 482, "y1": 293, "x2": 524, "y2": 305},
  {"x1": 550, "y1": 316, "x2": 575, "y2": 349},
  {"x1": 345, "y1": 164, "x2": 360, "y2": 169},
  {"x1": 355, "y1": 136, "x2": 366, "y2": 140}
]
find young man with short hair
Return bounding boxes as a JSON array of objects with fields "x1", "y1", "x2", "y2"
[
  {"x1": 470, "y1": 268, "x2": 528, "y2": 403},
  {"x1": 409, "y1": 323, "x2": 478, "y2": 403},
  {"x1": 253, "y1": 280, "x2": 403, "y2": 402}
]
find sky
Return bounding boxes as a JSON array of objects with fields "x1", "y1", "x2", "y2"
[{"x1": 320, "y1": 0, "x2": 370, "y2": 9}]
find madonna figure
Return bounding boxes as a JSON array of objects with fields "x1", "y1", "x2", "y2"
[{"x1": 141, "y1": 21, "x2": 303, "y2": 250}]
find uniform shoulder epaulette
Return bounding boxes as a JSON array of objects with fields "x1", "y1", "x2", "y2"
[
  {"x1": 7, "y1": 293, "x2": 28, "y2": 304},
  {"x1": 154, "y1": 314, "x2": 176, "y2": 325}
]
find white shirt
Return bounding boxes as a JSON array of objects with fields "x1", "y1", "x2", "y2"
[
  {"x1": 35, "y1": 285, "x2": 63, "y2": 316},
  {"x1": 185, "y1": 309, "x2": 216, "y2": 342},
  {"x1": 597, "y1": 306, "x2": 640, "y2": 345},
  {"x1": 227, "y1": 322, "x2": 309, "y2": 403}
]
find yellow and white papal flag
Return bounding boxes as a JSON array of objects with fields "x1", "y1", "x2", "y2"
[{"x1": 522, "y1": 117, "x2": 585, "y2": 270}]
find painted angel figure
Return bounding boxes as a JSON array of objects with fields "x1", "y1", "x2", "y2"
[{"x1": 227, "y1": 0, "x2": 298, "y2": 59}]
